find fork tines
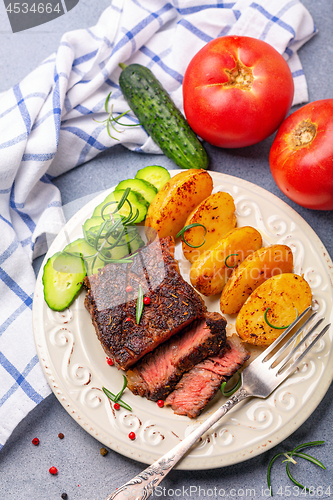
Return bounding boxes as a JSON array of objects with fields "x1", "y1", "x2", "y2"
[{"x1": 253, "y1": 307, "x2": 331, "y2": 381}]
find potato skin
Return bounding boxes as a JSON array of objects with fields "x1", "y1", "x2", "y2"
[
  {"x1": 236, "y1": 273, "x2": 312, "y2": 346},
  {"x1": 220, "y1": 244, "x2": 294, "y2": 315},
  {"x1": 145, "y1": 169, "x2": 213, "y2": 241},
  {"x1": 190, "y1": 226, "x2": 262, "y2": 296},
  {"x1": 182, "y1": 191, "x2": 237, "y2": 263}
]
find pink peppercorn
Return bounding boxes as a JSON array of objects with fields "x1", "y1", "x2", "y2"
[
  {"x1": 128, "y1": 432, "x2": 136, "y2": 440},
  {"x1": 114, "y1": 403, "x2": 120, "y2": 410},
  {"x1": 49, "y1": 466, "x2": 58, "y2": 475},
  {"x1": 125, "y1": 317, "x2": 131, "y2": 322},
  {"x1": 32, "y1": 437, "x2": 39, "y2": 446},
  {"x1": 157, "y1": 400, "x2": 164, "y2": 408},
  {"x1": 106, "y1": 357, "x2": 114, "y2": 366},
  {"x1": 143, "y1": 297, "x2": 151, "y2": 305},
  {"x1": 125, "y1": 285, "x2": 133, "y2": 293}
]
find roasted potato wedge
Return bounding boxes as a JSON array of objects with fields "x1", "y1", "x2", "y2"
[
  {"x1": 182, "y1": 191, "x2": 237, "y2": 263},
  {"x1": 145, "y1": 169, "x2": 213, "y2": 241},
  {"x1": 190, "y1": 226, "x2": 262, "y2": 296},
  {"x1": 236, "y1": 273, "x2": 312, "y2": 346},
  {"x1": 220, "y1": 244, "x2": 294, "y2": 315}
]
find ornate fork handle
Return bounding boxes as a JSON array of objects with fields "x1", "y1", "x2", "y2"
[{"x1": 105, "y1": 388, "x2": 249, "y2": 500}]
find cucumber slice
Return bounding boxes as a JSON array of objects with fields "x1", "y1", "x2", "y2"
[
  {"x1": 83, "y1": 216, "x2": 112, "y2": 245},
  {"x1": 64, "y1": 229, "x2": 136, "y2": 274},
  {"x1": 64, "y1": 238, "x2": 105, "y2": 275},
  {"x1": 106, "y1": 231, "x2": 132, "y2": 261},
  {"x1": 135, "y1": 165, "x2": 171, "y2": 191},
  {"x1": 92, "y1": 190, "x2": 147, "y2": 223},
  {"x1": 64, "y1": 238, "x2": 97, "y2": 258},
  {"x1": 131, "y1": 192, "x2": 149, "y2": 208},
  {"x1": 42, "y1": 252, "x2": 86, "y2": 311},
  {"x1": 83, "y1": 217, "x2": 134, "y2": 251},
  {"x1": 115, "y1": 178, "x2": 157, "y2": 205},
  {"x1": 83, "y1": 216, "x2": 104, "y2": 233},
  {"x1": 126, "y1": 229, "x2": 145, "y2": 254},
  {"x1": 115, "y1": 187, "x2": 149, "y2": 208}
]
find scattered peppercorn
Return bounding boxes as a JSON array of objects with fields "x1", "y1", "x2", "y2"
[
  {"x1": 114, "y1": 402, "x2": 120, "y2": 410},
  {"x1": 32, "y1": 437, "x2": 39, "y2": 446},
  {"x1": 125, "y1": 317, "x2": 131, "y2": 322},
  {"x1": 106, "y1": 357, "x2": 114, "y2": 366},
  {"x1": 125, "y1": 285, "x2": 133, "y2": 293},
  {"x1": 49, "y1": 466, "x2": 58, "y2": 475},
  {"x1": 157, "y1": 400, "x2": 164, "y2": 408},
  {"x1": 100, "y1": 447, "x2": 108, "y2": 456},
  {"x1": 61, "y1": 494, "x2": 68, "y2": 499},
  {"x1": 128, "y1": 432, "x2": 136, "y2": 440},
  {"x1": 143, "y1": 296, "x2": 151, "y2": 305},
  {"x1": 58, "y1": 433, "x2": 64, "y2": 439}
]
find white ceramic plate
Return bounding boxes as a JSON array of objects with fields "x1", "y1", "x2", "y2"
[{"x1": 32, "y1": 171, "x2": 333, "y2": 470}]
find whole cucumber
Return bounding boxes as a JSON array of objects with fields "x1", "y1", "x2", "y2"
[{"x1": 119, "y1": 63, "x2": 209, "y2": 170}]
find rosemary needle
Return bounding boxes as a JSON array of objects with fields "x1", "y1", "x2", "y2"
[
  {"x1": 267, "y1": 441, "x2": 325, "y2": 496},
  {"x1": 176, "y1": 223, "x2": 207, "y2": 248}
]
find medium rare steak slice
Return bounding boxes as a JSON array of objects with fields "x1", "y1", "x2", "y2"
[
  {"x1": 165, "y1": 335, "x2": 250, "y2": 418},
  {"x1": 126, "y1": 312, "x2": 227, "y2": 401},
  {"x1": 84, "y1": 236, "x2": 206, "y2": 370}
]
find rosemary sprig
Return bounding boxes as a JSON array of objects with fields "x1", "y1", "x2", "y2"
[
  {"x1": 267, "y1": 440, "x2": 325, "y2": 496},
  {"x1": 264, "y1": 307, "x2": 299, "y2": 330},
  {"x1": 94, "y1": 91, "x2": 139, "y2": 140},
  {"x1": 176, "y1": 223, "x2": 207, "y2": 248},
  {"x1": 136, "y1": 284, "x2": 144, "y2": 324},
  {"x1": 80, "y1": 188, "x2": 139, "y2": 267},
  {"x1": 102, "y1": 381, "x2": 132, "y2": 412}
]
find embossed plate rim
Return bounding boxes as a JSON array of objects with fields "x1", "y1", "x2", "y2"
[{"x1": 32, "y1": 170, "x2": 333, "y2": 470}]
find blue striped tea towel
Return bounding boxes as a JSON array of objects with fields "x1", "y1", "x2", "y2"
[{"x1": 0, "y1": 0, "x2": 316, "y2": 449}]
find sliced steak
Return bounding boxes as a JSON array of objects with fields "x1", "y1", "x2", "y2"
[
  {"x1": 165, "y1": 369, "x2": 222, "y2": 419},
  {"x1": 165, "y1": 335, "x2": 250, "y2": 418},
  {"x1": 84, "y1": 236, "x2": 206, "y2": 370},
  {"x1": 126, "y1": 312, "x2": 227, "y2": 401}
]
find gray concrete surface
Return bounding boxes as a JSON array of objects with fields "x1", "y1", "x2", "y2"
[{"x1": 1, "y1": 1, "x2": 333, "y2": 499}]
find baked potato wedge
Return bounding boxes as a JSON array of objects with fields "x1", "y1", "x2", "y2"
[
  {"x1": 236, "y1": 273, "x2": 312, "y2": 346},
  {"x1": 182, "y1": 191, "x2": 237, "y2": 263},
  {"x1": 220, "y1": 244, "x2": 294, "y2": 315},
  {"x1": 145, "y1": 169, "x2": 213, "y2": 241},
  {"x1": 190, "y1": 226, "x2": 262, "y2": 296}
]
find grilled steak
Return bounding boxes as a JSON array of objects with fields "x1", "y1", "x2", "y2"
[
  {"x1": 84, "y1": 236, "x2": 206, "y2": 370},
  {"x1": 165, "y1": 335, "x2": 250, "y2": 418},
  {"x1": 126, "y1": 312, "x2": 227, "y2": 401}
]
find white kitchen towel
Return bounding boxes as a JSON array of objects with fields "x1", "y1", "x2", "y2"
[{"x1": 0, "y1": 0, "x2": 316, "y2": 449}]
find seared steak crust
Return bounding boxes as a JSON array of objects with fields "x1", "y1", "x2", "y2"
[
  {"x1": 165, "y1": 336, "x2": 250, "y2": 418},
  {"x1": 126, "y1": 312, "x2": 227, "y2": 401},
  {"x1": 84, "y1": 237, "x2": 206, "y2": 370}
]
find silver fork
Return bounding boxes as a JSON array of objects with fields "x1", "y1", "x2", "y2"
[{"x1": 105, "y1": 307, "x2": 330, "y2": 500}]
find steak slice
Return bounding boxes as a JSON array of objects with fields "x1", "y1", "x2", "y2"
[
  {"x1": 84, "y1": 236, "x2": 206, "y2": 370},
  {"x1": 126, "y1": 312, "x2": 227, "y2": 401},
  {"x1": 165, "y1": 335, "x2": 250, "y2": 418}
]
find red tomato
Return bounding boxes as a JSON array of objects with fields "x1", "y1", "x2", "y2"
[
  {"x1": 183, "y1": 36, "x2": 294, "y2": 148},
  {"x1": 269, "y1": 99, "x2": 333, "y2": 210}
]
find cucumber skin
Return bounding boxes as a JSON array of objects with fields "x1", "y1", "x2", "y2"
[
  {"x1": 119, "y1": 64, "x2": 209, "y2": 170},
  {"x1": 42, "y1": 252, "x2": 86, "y2": 311},
  {"x1": 135, "y1": 165, "x2": 170, "y2": 191}
]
